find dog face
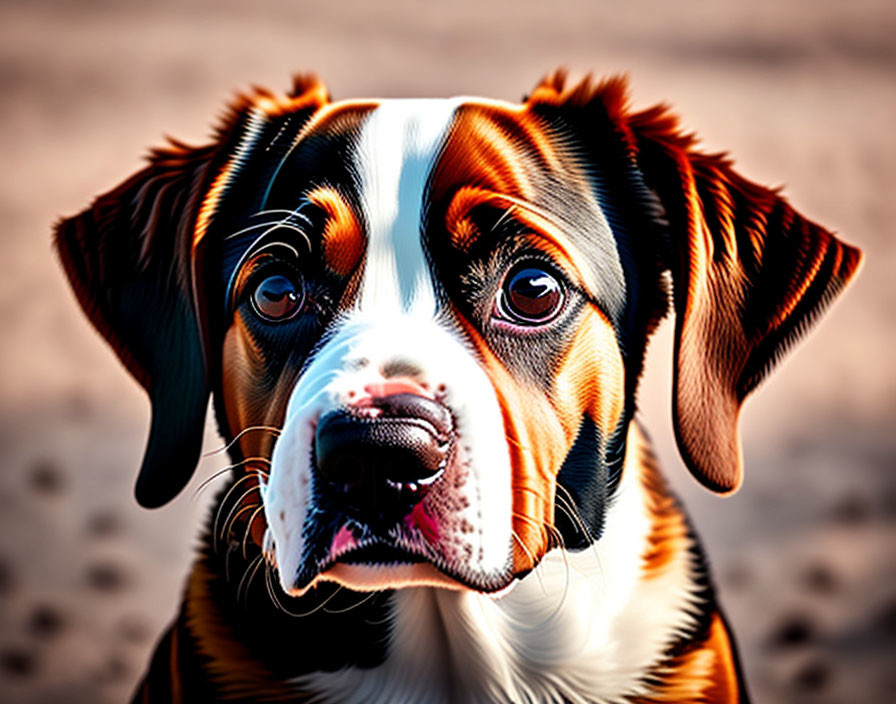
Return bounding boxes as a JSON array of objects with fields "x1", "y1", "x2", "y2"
[
  {"x1": 232, "y1": 96, "x2": 640, "y2": 595},
  {"x1": 55, "y1": 74, "x2": 861, "y2": 598}
]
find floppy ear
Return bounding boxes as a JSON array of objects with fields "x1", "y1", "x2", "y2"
[
  {"x1": 54, "y1": 137, "x2": 227, "y2": 508},
  {"x1": 627, "y1": 104, "x2": 862, "y2": 493},
  {"x1": 54, "y1": 76, "x2": 329, "y2": 507}
]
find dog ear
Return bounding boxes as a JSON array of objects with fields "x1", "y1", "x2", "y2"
[
  {"x1": 528, "y1": 73, "x2": 861, "y2": 493},
  {"x1": 55, "y1": 138, "x2": 229, "y2": 508},
  {"x1": 626, "y1": 104, "x2": 862, "y2": 493},
  {"x1": 54, "y1": 76, "x2": 329, "y2": 507}
]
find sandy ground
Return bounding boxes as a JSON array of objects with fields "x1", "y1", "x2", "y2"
[{"x1": 1, "y1": 0, "x2": 894, "y2": 701}]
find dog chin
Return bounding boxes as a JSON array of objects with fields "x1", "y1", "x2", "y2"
[
  {"x1": 284, "y1": 562, "x2": 471, "y2": 597},
  {"x1": 282, "y1": 552, "x2": 518, "y2": 599}
]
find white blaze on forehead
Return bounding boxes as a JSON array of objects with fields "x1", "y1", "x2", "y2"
[{"x1": 354, "y1": 99, "x2": 462, "y2": 314}]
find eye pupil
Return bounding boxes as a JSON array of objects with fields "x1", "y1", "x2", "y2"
[
  {"x1": 501, "y1": 267, "x2": 564, "y2": 323},
  {"x1": 252, "y1": 274, "x2": 303, "y2": 321}
]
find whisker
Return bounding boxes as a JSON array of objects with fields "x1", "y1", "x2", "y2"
[
  {"x1": 504, "y1": 434, "x2": 534, "y2": 454},
  {"x1": 264, "y1": 563, "x2": 344, "y2": 618},
  {"x1": 512, "y1": 484, "x2": 552, "y2": 505},
  {"x1": 203, "y1": 427, "x2": 281, "y2": 458},
  {"x1": 554, "y1": 488, "x2": 590, "y2": 540},
  {"x1": 242, "y1": 505, "x2": 266, "y2": 560},
  {"x1": 192, "y1": 458, "x2": 270, "y2": 501},
  {"x1": 224, "y1": 540, "x2": 236, "y2": 582},
  {"x1": 554, "y1": 484, "x2": 607, "y2": 589},
  {"x1": 213, "y1": 476, "x2": 260, "y2": 554},
  {"x1": 324, "y1": 590, "x2": 378, "y2": 614},
  {"x1": 511, "y1": 509, "x2": 566, "y2": 557},
  {"x1": 264, "y1": 561, "x2": 284, "y2": 612},
  {"x1": 252, "y1": 203, "x2": 314, "y2": 250},
  {"x1": 491, "y1": 204, "x2": 517, "y2": 233},
  {"x1": 537, "y1": 516, "x2": 567, "y2": 552},
  {"x1": 222, "y1": 220, "x2": 288, "y2": 242},
  {"x1": 510, "y1": 528, "x2": 545, "y2": 593},
  {"x1": 553, "y1": 500, "x2": 582, "y2": 537},
  {"x1": 251, "y1": 208, "x2": 313, "y2": 226},
  {"x1": 223, "y1": 503, "x2": 260, "y2": 546},
  {"x1": 363, "y1": 613, "x2": 393, "y2": 626},
  {"x1": 512, "y1": 484, "x2": 594, "y2": 565},
  {"x1": 511, "y1": 509, "x2": 548, "y2": 532},
  {"x1": 224, "y1": 209, "x2": 312, "y2": 241},
  {"x1": 509, "y1": 525, "x2": 537, "y2": 561},
  {"x1": 217, "y1": 486, "x2": 262, "y2": 548},
  {"x1": 510, "y1": 514, "x2": 572, "y2": 618},
  {"x1": 245, "y1": 553, "x2": 268, "y2": 606},
  {"x1": 192, "y1": 467, "x2": 236, "y2": 500},
  {"x1": 237, "y1": 553, "x2": 264, "y2": 604},
  {"x1": 544, "y1": 539, "x2": 571, "y2": 623}
]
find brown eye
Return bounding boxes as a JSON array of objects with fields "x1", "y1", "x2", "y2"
[
  {"x1": 250, "y1": 273, "x2": 304, "y2": 321},
  {"x1": 497, "y1": 266, "x2": 564, "y2": 324}
]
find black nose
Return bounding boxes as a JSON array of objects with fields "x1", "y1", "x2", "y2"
[{"x1": 314, "y1": 393, "x2": 454, "y2": 521}]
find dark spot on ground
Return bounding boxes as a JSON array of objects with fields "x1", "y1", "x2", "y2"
[
  {"x1": 28, "y1": 459, "x2": 65, "y2": 495},
  {"x1": 0, "y1": 648, "x2": 36, "y2": 678},
  {"x1": 878, "y1": 667, "x2": 896, "y2": 696},
  {"x1": 64, "y1": 390, "x2": 93, "y2": 419},
  {"x1": 767, "y1": 613, "x2": 815, "y2": 649},
  {"x1": 831, "y1": 492, "x2": 871, "y2": 524},
  {"x1": 0, "y1": 557, "x2": 14, "y2": 594},
  {"x1": 873, "y1": 598, "x2": 896, "y2": 638},
  {"x1": 85, "y1": 510, "x2": 123, "y2": 539},
  {"x1": 791, "y1": 658, "x2": 831, "y2": 692},
  {"x1": 27, "y1": 604, "x2": 65, "y2": 639},
  {"x1": 800, "y1": 562, "x2": 839, "y2": 594},
  {"x1": 117, "y1": 615, "x2": 150, "y2": 644},
  {"x1": 721, "y1": 562, "x2": 752, "y2": 591},
  {"x1": 85, "y1": 562, "x2": 128, "y2": 592},
  {"x1": 97, "y1": 655, "x2": 129, "y2": 684},
  {"x1": 881, "y1": 485, "x2": 896, "y2": 522}
]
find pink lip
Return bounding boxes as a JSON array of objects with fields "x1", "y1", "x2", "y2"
[
  {"x1": 406, "y1": 502, "x2": 440, "y2": 543},
  {"x1": 330, "y1": 525, "x2": 358, "y2": 555}
]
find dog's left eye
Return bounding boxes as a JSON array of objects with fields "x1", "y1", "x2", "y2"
[
  {"x1": 250, "y1": 273, "x2": 304, "y2": 322},
  {"x1": 495, "y1": 265, "x2": 565, "y2": 325}
]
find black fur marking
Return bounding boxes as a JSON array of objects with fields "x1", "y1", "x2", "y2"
[
  {"x1": 206, "y1": 486, "x2": 397, "y2": 680},
  {"x1": 554, "y1": 415, "x2": 608, "y2": 549}
]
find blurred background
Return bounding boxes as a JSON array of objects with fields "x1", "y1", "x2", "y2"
[{"x1": 1, "y1": 0, "x2": 893, "y2": 701}]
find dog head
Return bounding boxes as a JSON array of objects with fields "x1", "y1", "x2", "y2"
[{"x1": 55, "y1": 73, "x2": 860, "y2": 596}]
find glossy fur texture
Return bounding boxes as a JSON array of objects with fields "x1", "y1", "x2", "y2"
[{"x1": 55, "y1": 72, "x2": 860, "y2": 703}]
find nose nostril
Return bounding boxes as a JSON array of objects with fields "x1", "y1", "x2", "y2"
[
  {"x1": 314, "y1": 394, "x2": 455, "y2": 521},
  {"x1": 332, "y1": 456, "x2": 364, "y2": 486}
]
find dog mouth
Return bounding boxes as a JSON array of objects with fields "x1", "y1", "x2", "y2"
[
  {"x1": 318, "y1": 539, "x2": 427, "y2": 578},
  {"x1": 283, "y1": 515, "x2": 515, "y2": 596}
]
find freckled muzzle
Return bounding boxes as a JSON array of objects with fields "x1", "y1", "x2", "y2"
[{"x1": 313, "y1": 392, "x2": 455, "y2": 525}]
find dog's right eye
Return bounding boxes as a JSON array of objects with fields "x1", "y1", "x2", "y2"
[
  {"x1": 495, "y1": 265, "x2": 565, "y2": 326},
  {"x1": 250, "y1": 273, "x2": 304, "y2": 322}
]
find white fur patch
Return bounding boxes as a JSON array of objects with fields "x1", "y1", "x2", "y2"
[{"x1": 354, "y1": 99, "x2": 462, "y2": 314}]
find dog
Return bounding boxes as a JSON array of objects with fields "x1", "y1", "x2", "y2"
[{"x1": 55, "y1": 72, "x2": 860, "y2": 703}]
